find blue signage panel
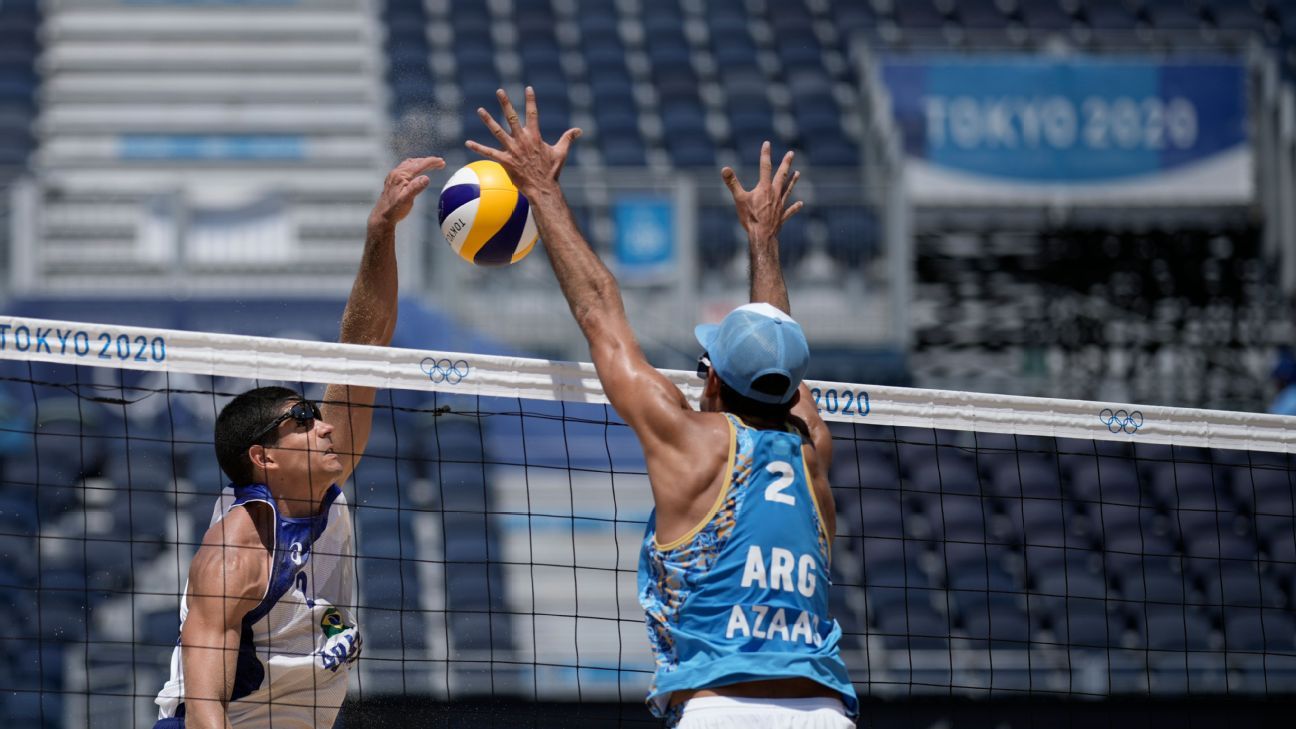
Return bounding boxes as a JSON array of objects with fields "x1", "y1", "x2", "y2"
[
  {"x1": 880, "y1": 56, "x2": 1246, "y2": 184},
  {"x1": 613, "y1": 197, "x2": 675, "y2": 282}
]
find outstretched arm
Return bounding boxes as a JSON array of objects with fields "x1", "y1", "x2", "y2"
[
  {"x1": 465, "y1": 88, "x2": 693, "y2": 449},
  {"x1": 722, "y1": 143, "x2": 832, "y2": 463},
  {"x1": 722, "y1": 141, "x2": 802, "y2": 315},
  {"x1": 322, "y1": 156, "x2": 444, "y2": 483}
]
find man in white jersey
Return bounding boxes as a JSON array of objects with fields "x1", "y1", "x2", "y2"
[
  {"x1": 153, "y1": 155, "x2": 445, "y2": 729},
  {"x1": 467, "y1": 89, "x2": 856, "y2": 728}
]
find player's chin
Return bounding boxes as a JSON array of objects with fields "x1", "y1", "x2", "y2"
[{"x1": 320, "y1": 452, "x2": 344, "y2": 472}]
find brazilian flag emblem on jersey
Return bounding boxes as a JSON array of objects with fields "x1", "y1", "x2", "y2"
[{"x1": 320, "y1": 607, "x2": 349, "y2": 638}]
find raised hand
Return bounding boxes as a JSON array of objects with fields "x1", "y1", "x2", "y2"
[
  {"x1": 370, "y1": 155, "x2": 445, "y2": 228},
  {"x1": 721, "y1": 141, "x2": 802, "y2": 242},
  {"x1": 466, "y1": 87, "x2": 582, "y2": 197}
]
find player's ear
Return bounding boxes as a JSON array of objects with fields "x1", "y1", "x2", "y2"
[
  {"x1": 248, "y1": 444, "x2": 274, "y2": 473},
  {"x1": 704, "y1": 370, "x2": 723, "y2": 399}
]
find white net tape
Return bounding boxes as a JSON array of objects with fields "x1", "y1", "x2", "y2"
[{"x1": 1, "y1": 315, "x2": 1292, "y2": 452}]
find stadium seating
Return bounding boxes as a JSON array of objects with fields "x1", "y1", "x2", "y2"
[{"x1": 834, "y1": 421, "x2": 1296, "y2": 693}]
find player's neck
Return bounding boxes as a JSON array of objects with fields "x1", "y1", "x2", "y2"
[{"x1": 270, "y1": 479, "x2": 328, "y2": 519}]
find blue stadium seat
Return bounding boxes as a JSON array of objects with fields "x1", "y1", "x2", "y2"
[
  {"x1": 697, "y1": 206, "x2": 741, "y2": 270},
  {"x1": 362, "y1": 558, "x2": 421, "y2": 610},
  {"x1": 103, "y1": 439, "x2": 179, "y2": 493},
  {"x1": 1204, "y1": 1, "x2": 1269, "y2": 33},
  {"x1": 924, "y1": 496, "x2": 989, "y2": 545},
  {"x1": 1152, "y1": 462, "x2": 1220, "y2": 509},
  {"x1": 894, "y1": 1, "x2": 948, "y2": 30},
  {"x1": 961, "y1": 603, "x2": 1032, "y2": 648},
  {"x1": 0, "y1": 490, "x2": 38, "y2": 537},
  {"x1": 877, "y1": 604, "x2": 949, "y2": 649},
  {"x1": 1012, "y1": 501, "x2": 1074, "y2": 549},
  {"x1": 1024, "y1": 546, "x2": 1098, "y2": 587},
  {"x1": 907, "y1": 458, "x2": 980, "y2": 495},
  {"x1": 141, "y1": 608, "x2": 179, "y2": 648},
  {"x1": 1233, "y1": 465, "x2": 1291, "y2": 509},
  {"x1": 1047, "y1": 598, "x2": 1124, "y2": 648},
  {"x1": 37, "y1": 568, "x2": 87, "y2": 642},
  {"x1": 711, "y1": 30, "x2": 758, "y2": 68},
  {"x1": 859, "y1": 535, "x2": 911, "y2": 573},
  {"x1": 990, "y1": 455, "x2": 1063, "y2": 500},
  {"x1": 1081, "y1": 2, "x2": 1137, "y2": 30},
  {"x1": 1223, "y1": 608, "x2": 1296, "y2": 651},
  {"x1": 855, "y1": 494, "x2": 905, "y2": 540},
  {"x1": 1066, "y1": 455, "x2": 1141, "y2": 504},
  {"x1": 361, "y1": 605, "x2": 428, "y2": 650},
  {"x1": 946, "y1": 559, "x2": 1019, "y2": 614},
  {"x1": 1140, "y1": 604, "x2": 1213, "y2": 651},
  {"x1": 955, "y1": 0, "x2": 1011, "y2": 31},
  {"x1": 1034, "y1": 562, "x2": 1110, "y2": 609},
  {"x1": 1200, "y1": 561, "x2": 1286, "y2": 609},
  {"x1": 824, "y1": 207, "x2": 879, "y2": 268},
  {"x1": 802, "y1": 135, "x2": 860, "y2": 168},
  {"x1": 778, "y1": 211, "x2": 810, "y2": 272},
  {"x1": 865, "y1": 562, "x2": 934, "y2": 615},
  {"x1": 829, "y1": 3, "x2": 878, "y2": 37},
  {"x1": 0, "y1": 533, "x2": 33, "y2": 578},
  {"x1": 1144, "y1": 1, "x2": 1205, "y2": 32},
  {"x1": 1110, "y1": 554, "x2": 1189, "y2": 605},
  {"x1": 85, "y1": 537, "x2": 134, "y2": 594}
]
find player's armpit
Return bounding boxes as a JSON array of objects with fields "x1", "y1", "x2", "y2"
[{"x1": 181, "y1": 506, "x2": 270, "y2": 729}]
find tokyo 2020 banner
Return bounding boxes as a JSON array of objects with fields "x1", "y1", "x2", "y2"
[{"x1": 880, "y1": 56, "x2": 1250, "y2": 205}]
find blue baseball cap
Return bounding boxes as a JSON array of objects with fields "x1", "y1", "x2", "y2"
[{"x1": 694, "y1": 303, "x2": 810, "y2": 405}]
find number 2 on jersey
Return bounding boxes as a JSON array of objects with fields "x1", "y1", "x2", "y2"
[
  {"x1": 296, "y1": 571, "x2": 316, "y2": 608},
  {"x1": 764, "y1": 461, "x2": 796, "y2": 505}
]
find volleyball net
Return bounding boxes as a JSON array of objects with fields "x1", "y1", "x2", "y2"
[{"x1": 0, "y1": 315, "x2": 1294, "y2": 727}]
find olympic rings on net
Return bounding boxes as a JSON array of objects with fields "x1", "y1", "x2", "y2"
[
  {"x1": 421, "y1": 358, "x2": 470, "y2": 385},
  {"x1": 1099, "y1": 408, "x2": 1143, "y2": 434}
]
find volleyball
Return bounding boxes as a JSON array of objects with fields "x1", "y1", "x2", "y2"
[{"x1": 437, "y1": 160, "x2": 539, "y2": 266}]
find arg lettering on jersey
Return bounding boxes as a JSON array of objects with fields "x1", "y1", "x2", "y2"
[{"x1": 725, "y1": 545, "x2": 823, "y2": 646}]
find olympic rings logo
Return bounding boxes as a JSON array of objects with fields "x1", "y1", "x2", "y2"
[
  {"x1": 1099, "y1": 408, "x2": 1144, "y2": 434},
  {"x1": 421, "y1": 357, "x2": 470, "y2": 385}
]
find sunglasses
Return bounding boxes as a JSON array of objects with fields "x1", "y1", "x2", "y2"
[
  {"x1": 250, "y1": 400, "x2": 322, "y2": 445},
  {"x1": 696, "y1": 352, "x2": 711, "y2": 379}
]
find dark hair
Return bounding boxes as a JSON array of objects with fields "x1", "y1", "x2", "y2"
[
  {"x1": 717, "y1": 373, "x2": 795, "y2": 420},
  {"x1": 214, "y1": 386, "x2": 301, "y2": 486}
]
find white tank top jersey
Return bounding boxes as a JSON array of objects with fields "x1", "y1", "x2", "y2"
[{"x1": 154, "y1": 483, "x2": 361, "y2": 728}]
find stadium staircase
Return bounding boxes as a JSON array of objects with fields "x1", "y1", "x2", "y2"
[{"x1": 19, "y1": 0, "x2": 392, "y2": 295}]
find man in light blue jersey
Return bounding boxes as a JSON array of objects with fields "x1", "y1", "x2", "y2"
[{"x1": 468, "y1": 88, "x2": 856, "y2": 728}]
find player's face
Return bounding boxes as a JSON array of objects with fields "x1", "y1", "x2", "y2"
[{"x1": 262, "y1": 400, "x2": 344, "y2": 485}]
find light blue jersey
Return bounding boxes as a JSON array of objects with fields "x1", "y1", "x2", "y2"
[{"x1": 638, "y1": 414, "x2": 857, "y2": 718}]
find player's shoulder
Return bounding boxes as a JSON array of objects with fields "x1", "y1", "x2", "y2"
[{"x1": 199, "y1": 497, "x2": 275, "y2": 554}]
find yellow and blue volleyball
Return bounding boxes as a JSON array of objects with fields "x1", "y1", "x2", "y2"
[{"x1": 437, "y1": 160, "x2": 539, "y2": 266}]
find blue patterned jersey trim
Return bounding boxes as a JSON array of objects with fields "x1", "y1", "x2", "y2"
[
  {"x1": 226, "y1": 483, "x2": 341, "y2": 702},
  {"x1": 637, "y1": 414, "x2": 857, "y2": 718}
]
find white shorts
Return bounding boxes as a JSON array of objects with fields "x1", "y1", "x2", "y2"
[{"x1": 674, "y1": 696, "x2": 856, "y2": 729}]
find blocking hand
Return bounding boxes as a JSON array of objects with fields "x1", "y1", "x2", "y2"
[
  {"x1": 466, "y1": 87, "x2": 582, "y2": 197},
  {"x1": 721, "y1": 141, "x2": 802, "y2": 242},
  {"x1": 371, "y1": 156, "x2": 446, "y2": 227}
]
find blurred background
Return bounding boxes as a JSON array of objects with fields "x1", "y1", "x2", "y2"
[
  {"x1": 2, "y1": 0, "x2": 1292, "y2": 410},
  {"x1": 3, "y1": 0, "x2": 1296, "y2": 727}
]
